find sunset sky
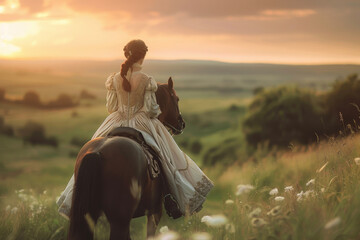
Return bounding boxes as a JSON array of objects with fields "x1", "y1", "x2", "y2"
[{"x1": 1, "y1": 0, "x2": 360, "y2": 63}]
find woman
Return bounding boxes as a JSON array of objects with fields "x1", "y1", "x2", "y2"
[{"x1": 57, "y1": 39, "x2": 213, "y2": 218}]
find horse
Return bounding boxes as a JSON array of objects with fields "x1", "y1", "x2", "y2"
[{"x1": 68, "y1": 77, "x2": 185, "y2": 240}]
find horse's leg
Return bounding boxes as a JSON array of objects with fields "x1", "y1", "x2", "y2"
[
  {"x1": 147, "y1": 209, "x2": 162, "y2": 238},
  {"x1": 109, "y1": 220, "x2": 131, "y2": 240}
]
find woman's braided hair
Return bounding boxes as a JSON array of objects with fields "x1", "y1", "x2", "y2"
[{"x1": 121, "y1": 39, "x2": 148, "y2": 92}]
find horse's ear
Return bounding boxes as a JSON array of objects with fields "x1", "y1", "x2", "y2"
[{"x1": 168, "y1": 77, "x2": 173, "y2": 90}]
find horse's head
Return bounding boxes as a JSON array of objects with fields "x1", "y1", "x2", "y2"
[{"x1": 156, "y1": 77, "x2": 185, "y2": 135}]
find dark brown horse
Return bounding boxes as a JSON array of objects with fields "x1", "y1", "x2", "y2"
[{"x1": 68, "y1": 77, "x2": 185, "y2": 240}]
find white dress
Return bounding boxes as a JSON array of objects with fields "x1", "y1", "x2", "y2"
[{"x1": 57, "y1": 63, "x2": 214, "y2": 216}]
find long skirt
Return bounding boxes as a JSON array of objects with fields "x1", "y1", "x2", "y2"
[{"x1": 56, "y1": 111, "x2": 214, "y2": 217}]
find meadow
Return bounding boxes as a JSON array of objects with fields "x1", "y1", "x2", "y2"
[{"x1": 1, "y1": 60, "x2": 360, "y2": 239}]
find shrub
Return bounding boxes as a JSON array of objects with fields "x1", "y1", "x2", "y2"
[
  {"x1": 19, "y1": 121, "x2": 58, "y2": 148},
  {"x1": 80, "y1": 89, "x2": 96, "y2": 99},
  {"x1": 243, "y1": 86, "x2": 323, "y2": 148},
  {"x1": 0, "y1": 88, "x2": 5, "y2": 101},
  {"x1": 70, "y1": 136, "x2": 88, "y2": 147},
  {"x1": 0, "y1": 116, "x2": 14, "y2": 137},
  {"x1": 190, "y1": 140, "x2": 203, "y2": 154},
  {"x1": 323, "y1": 74, "x2": 360, "y2": 135},
  {"x1": 203, "y1": 138, "x2": 240, "y2": 166},
  {"x1": 22, "y1": 91, "x2": 42, "y2": 107},
  {"x1": 46, "y1": 93, "x2": 77, "y2": 109}
]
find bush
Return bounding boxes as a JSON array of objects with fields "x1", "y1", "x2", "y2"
[
  {"x1": 19, "y1": 121, "x2": 58, "y2": 148},
  {"x1": 80, "y1": 89, "x2": 96, "y2": 99},
  {"x1": 22, "y1": 91, "x2": 42, "y2": 107},
  {"x1": 0, "y1": 116, "x2": 14, "y2": 137},
  {"x1": 190, "y1": 140, "x2": 202, "y2": 154},
  {"x1": 323, "y1": 74, "x2": 360, "y2": 135},
  {"x1": 70, "y1": 136, "x2": 88, "y2": 147},
  {"x1": 0, "y1": 88, "x2": 5, "y2": 101},
  {"x1": 243, "y1": 86, "x2": 323, "y2": 148},
  {"x1": 46, "y1": 93, "x2": 77, "y2": 109},
  {"x1": 203, "y1": 138, "x2": 240, "y2": 166}
]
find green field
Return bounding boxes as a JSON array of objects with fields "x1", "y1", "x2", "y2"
[{"x1": 1, "y1": 62, "x2": 360, "y2": 239}]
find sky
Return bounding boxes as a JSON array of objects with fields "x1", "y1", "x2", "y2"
[{"x1": 0, "y1": 0, "x2": 360, "y2": 64}]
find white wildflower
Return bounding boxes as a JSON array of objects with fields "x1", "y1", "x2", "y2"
[
  {"x1": 11, "y1": 207, "x2": 18, "y2": 214},
  {"x1": 274, "y1": 196, "x2": 285, "y2": 202},
  {"x1": 304, "y1": 190, "x2": 315, "y2": 198},
  {"x1": 321, "y1": 188, "x2": 326, "y2": 193},
  {"x1": 225, "y1": 223, "x2": 235, "y2": 233},
  {"x1": 284, "y1": 186, "x2": 294, "y2": 192},
  {"x1": 43, "y1": 190, "x2": 47, "y2": 195},
  {"x1": 236, "y1": 184, "x2": 254, "y2": 196},
  {"x1": 306, "y1": 179, "x2": 315, "y2": 186},
  {"x1": 156, "y1": 231, "x2": 179, "y2": 240},
  {"x1": 324, "y1": 217, "x2": 341, "y2": 229},
  {"x1": 354, "y1": 158, "x2": 360, "y2": 165},
  {"x1": 201, "y1": 214, "x2": 228, "y2": 227},
  {"x1": 225, "y1": 199, "x2": 234, "y2": 205},
  {"x1": 5, "y1": 205, "x2": 11, "y2": 211},
  {"x1": 160, "y1": 226, "x2": 169, "y2": 233},
  {"x1": 251, "y1": 218, "x2": 267, "y2": 228},
  {"x1": 191, "y1": 232, "x2": 212, "y2": 240},
  {"x1": 296, "y1": 191, "x2": 304, "y2": 202},
  {"x1": 248, "y1": 208, "x2": 262, "y2": 218},
  {"x1": 269, "y1": 188, "x2": 279, "y2": 196}
]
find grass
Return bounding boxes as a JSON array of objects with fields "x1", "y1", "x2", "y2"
[{"x1": 2, "y1": 134, "x2": 360, "y2": 239}]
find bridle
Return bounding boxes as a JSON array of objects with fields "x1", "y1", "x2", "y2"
[{"x1": 161, "y1": 86, "x2": 184, "y2": 135}]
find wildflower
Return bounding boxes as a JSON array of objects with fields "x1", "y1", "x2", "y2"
[
  {"x1": 251, "y1": 218, "x2": 267, "y2": 228},
  {"x1": 306, "y1": 179, "x2": 315, "y2": 186},
  {"x1": 248, "y1": 208, "x2": 261, "y2": 218},
  {"x1": 304, "y1": 190, "x2": 315, "y2": 198},
  {"x1": 274, "y1": 196, "x2": 285, "y2": 202},
  {"x1": 5, "y1": 205, "x2": 11, "y2": 212},
  {"x1": 191, "y1": 232, "x2": 212, "y2": 240},
  {"x1": 284, "y1": 186, "x2": 294, "y2": 193},
  {"x1": 201, "y1": 214, "x2": 228, "y2": 227},
  {"x1": 225, "y1": 223, "x2": 235, "y2": 233},
  {"x1": 43, "y1": 190, "x2": 47, "y2": 195},
  {"x1": 225, "y1": 199, "x2": 234, "y2": 205},
  {"x1": 324, "y1": 217, "x2": 341, "y2": 229},
  {"x1": 156, "y1": 231, "x2": 179, "y2": 240},
  {"x1": 269, "y1": 188, "x2": 279, "y2": 196},
  {"x1": 296, "y1": 191, "x2": 304, "y2": 202},
  {"x1": 11, "y1": 207, "x2": 18, "y2": 214},
  {"x1": 354, "y1": 158, "x2": 360, "y2": 165},
  {"x1": 321, "y1": 188, "x2": 325, "y2": 193},
  {"x1": 160, "y1": 226, "x2": 169, "y2": 233},
  {"x1": 236, "y1": 184, "x2": 254, "y2": 196},
  {"x1": 267, "y1": 206, "x2": 281, "y2": 216}
]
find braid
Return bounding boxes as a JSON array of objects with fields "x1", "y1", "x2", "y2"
[{"x1": 120, "y1": 39, "x2": 148, "y2": 92}]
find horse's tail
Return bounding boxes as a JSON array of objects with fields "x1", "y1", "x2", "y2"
[{"x1": 68, "y1": 152, "x2": 102, "y2": 239}]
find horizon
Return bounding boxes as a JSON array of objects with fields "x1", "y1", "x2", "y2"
[{"x1": 1, "y1": 57, "x2": 360, "y2": 66}]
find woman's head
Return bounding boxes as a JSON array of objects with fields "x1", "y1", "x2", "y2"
[{"x1": 121, "y1": 39, "x2": 148, "y2": 92}]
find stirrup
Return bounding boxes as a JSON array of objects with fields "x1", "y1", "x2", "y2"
[{"x1": 164, "y1": 194, "x2": 182, "y2": 219}]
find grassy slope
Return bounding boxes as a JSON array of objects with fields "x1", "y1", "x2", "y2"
[{"x1": 1, "y1": 130, "x2": 360, "y2": 239}]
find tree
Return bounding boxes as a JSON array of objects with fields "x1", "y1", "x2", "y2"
[
  {"x1": 323, "y1": 74, "x2": 360, "y2": 135},
  {"x1": 0, "y1": 88, "x2": 5, "y2": 101},
  {"x1": 243, "y1": 86, "x2": 323, "y2": 148},
  {"x1": 23, "y1": 91, "x2": 41, "y2": 107}
]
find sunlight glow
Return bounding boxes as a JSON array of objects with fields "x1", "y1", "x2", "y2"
[{"x1": 0, "y1": 41, "x2": 21, "y2": 56}]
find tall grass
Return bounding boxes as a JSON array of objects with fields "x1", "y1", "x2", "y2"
[{"x1": 1, "y1": 134, "x2": 360, "y2": 239}]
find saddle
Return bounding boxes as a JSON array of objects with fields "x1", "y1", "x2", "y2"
[{"x1": 107, "y1": 127, "x2": 161, "y2": 179}]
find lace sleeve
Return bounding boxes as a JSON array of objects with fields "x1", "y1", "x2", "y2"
[
  {"x1": 144, "y1": 76, "x2": 161, "y2": 118},
  {"x1": 105, "y1": 73, "x2": 118, "y2": 114}
]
